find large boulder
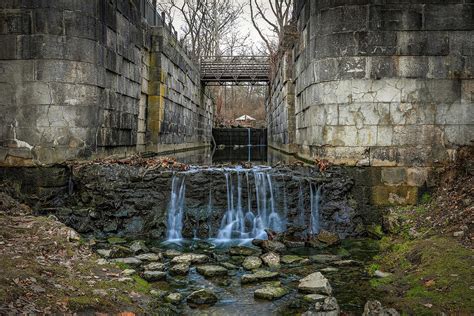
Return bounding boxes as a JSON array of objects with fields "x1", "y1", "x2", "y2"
[
  {"x1": 186, "y1": 289, "x2": 218, "y2": 306},
  {"x1": 196, "y1": 265, "x2": 228, "y2": 277},
  {"x1": 298, "y1": 272, "x2": 332, "y2": 295},
  {"x1": 242, "y1": 256, "x2": 262, "y2": 270}
]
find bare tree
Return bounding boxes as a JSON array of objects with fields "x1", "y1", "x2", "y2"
[
  {"x1": 159, "y1": 0, "x2": 245, "y2": 58},
  {"x1": 249, "y1": 0, "x2": 293, "y2": 55}
]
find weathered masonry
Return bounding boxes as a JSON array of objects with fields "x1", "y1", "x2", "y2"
[
  {"x1": 268, "y1": 0, "x2": 473, "y2": 205},
  {"x1": 0, "y1": 0, "x2": 213, "y2": 166}
]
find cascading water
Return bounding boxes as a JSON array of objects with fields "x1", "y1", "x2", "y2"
[
  {"x1": 310, "y1": 183, "x2": 322, "y2": 235},
  {"x1": 164, "y1": 166, "x2": 324, "y2": 243},
  {"x1": 166, "y1": 174, "x2": 186, "y2": 241}
]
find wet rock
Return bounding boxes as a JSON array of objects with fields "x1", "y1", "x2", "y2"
[
  {"x1": 136, "y1": 253, "x2": 161, "y2": 262},
  {"x1": 283, "y1": 240, "x2": 305, "y2": 248},
  {"x1": 122, "y1": 269, "x2": 136, "y2": 276},
  {"x1": 261, "y1": 252, "x2": 280, "y2": 269},
  {"x1": 305, "y1": 239, "x2": 327, "y2": 249},
  {"x1": 309, "y1": 254, "x2": 341, "y2": 264},
  {"x1": 196, "y1": 265, "x2": 228, "y2": 277},
  {"x1": 298, "y1": 272, "x2": 332, "y2": 295},
  {"x1": 170, "y1": 263, "x2": 190, "y2": 275},
  {"x1": 314, "y1": 297, "x2": 340, "y2": 315},
  {"x1": 229, "y1": 246, "x2": 261, "y2": 256},
  {"x1": 220, "y1": 262, "x2": 238, "y2": 270},
  {"x1": 186, "y1": 288, "x2": 218, "y2": 306},
  {"x1": 164, "y1": 249, "x2": 182, "y2": 258},
  {"x1": 166, "y1": 293, "x2": 183, "y2": 305},
  {"x1": 320, "y1": 267, "x2": 338, "y2": 273},
  {"x1": 316, "y1": 230, "x2": 340, "y2": 246},
  {"x1": 129, "y1": 240, "x2": 149, "y2": 254},
  {"x1": 374, "y1": 270, "x2": 392, "y2": 278},
  {"x1": 241, "y1": 270, "x2": 279, "y2": 284},
  {"x1": 142, "y1": 270, "x2": 166, "y2": 282},
  {"x1": 332, "y1": 259, "x2": 361, "y2": 266},
  {"x1": 363, "y1": 300, "x2": 400, "y2": 316},
  {"x1": 254, "y1": 286, "x2": 288, "y2": 300},
  {"x1": 144, "y1": 262, "x2": 165, "y2": 271},
  {"x1": 171, "y1": 253, "x2": 208, "y2": 264},
  {"x1": 242, "y1": 256, "x2": 262, "y2": 270},
  {"x1": 281, "y1": 255, "x2": 304, "y2": 264},
  {"x1": 107, "y1": 237, "x2": 127, "y2": 245},
  {"x1": 111, "y1": 257, "x2": 142, "y2": 267},
  {"x1": 253, "y1": 239, "x2": 286, "y2": 253},
  {"x1": 304, "y1": 294, "x2": 327, "y2": 303}
]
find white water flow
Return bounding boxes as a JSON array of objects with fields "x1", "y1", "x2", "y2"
[
  {"x1": 310, "y1": 183, "x2": 322, "y2": 235},
  {"x1": 166, "y1": 174, "x2": 186, "y2": 241},
  {"x1": 165, "y1": 167, "x2": 322, "y2": 243}
]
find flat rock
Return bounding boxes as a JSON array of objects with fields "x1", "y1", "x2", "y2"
[
  {"x1": 317, "y1": 230, "x2": 340, "y2": 246},
  {"x1": 304, "y1": 294, "x2": 327, "y2": 303},
  {"x1": 144, "y1": 262, "x2": 165, "y2": 271},
  {"x1": 229, "y1": 246, "x2": 261, "y2": 256},
  {"x1": 310, "y1": 254, "x2": 341, "y2": 264},
  {"x1": 242, "y1": 256, "x2": 262, "y2": 270},
  {"x1": 96, "y1": 249, "x2": 112, "y2": 258},
  {"x1": 111, "y1": 257, "x2": 142, "y2": 267},
  {"x1": 332, "y1": 260, "x2": 361, "y2": 266},
  {"x1": 254, "y1": 286, "x2": 288, "y2": 300},
  {"x1": 261, "y1": 252, "x2": 280, "y2": 269},
  {"x1": 187, "y1": 289, "x2": 218, "y2": 306},
  {"x1": 220, "y1": 262, "x2": 238, "y2": 270},
  {"x1": 241, "y1": 270, "x2": 279, "y2": 284},
  {"x1": 320, "y1": 267, "x2": 339, "y2": 273},
  {"x1": 136, "y1": 253, "x2": 161, "y2": 261},
  {"x1": 122, "y1": 269, "x2": 136, "y2": 276},
  {"x1": 142, "y1": 270, "x2": 166, "y2": 282},
  {"x1": 281, "y1": 255, "x2": 304, "y2": 264},
  {"x1": 171, "y1": 253, "x2": 208, "y2": 264},
  {"x1": 164, "y1": 249, "x2": 182, "y2": 258},
  {"x1": 196, "y1": 265, "x2": 228, "y2": 277},
  {"x1": 109, "y1": 245, "x2": 133, "y2": 259},
  {"x1": 283, "y1": 240, "x2": 305, "y2": 248},
  {"x1": 170, "y1": 263, "x2": 190, "y2": 275},
  {"x1": 374, "y1": 270, "x2": 392, "y2": 278},
  {"x1": 298, "y1": 272, "x2": 332, "y2": 295}
]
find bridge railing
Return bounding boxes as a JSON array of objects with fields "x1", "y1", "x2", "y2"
[{"x1": 200, "y1": 56, "x2": 270, "y2": 85}]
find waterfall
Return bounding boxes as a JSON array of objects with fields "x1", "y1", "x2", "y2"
[
  {"x1": 166, "y1": 174, "x2": 186, "y2": 241},
  {"x1": 310, "y1": 183, "x2": 322, "y2": 235},
  {"x1": 164, "y1": 167, "x2": 309, "y2": 243}
]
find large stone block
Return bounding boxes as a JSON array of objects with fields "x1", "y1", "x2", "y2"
[
  {"x1": 371, "y1": 185, "x2": 418, "y2": 206},
  {"x1": 424, "y1": 4, "x2": 473, "y2": 30},
  {"x1": 339, "y1": 103, "x2": 390, "y2": 126}
]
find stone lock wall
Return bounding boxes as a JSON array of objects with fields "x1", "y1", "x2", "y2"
[
  {"x1": 268, "y1": 0, "x2": 473, "y2": 205},
  {"x1": 0, "y1": 0, "x2": 213, "y2": 166}
]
